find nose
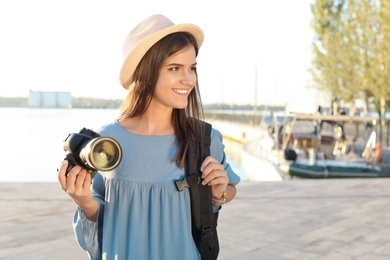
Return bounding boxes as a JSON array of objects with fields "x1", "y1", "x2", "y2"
[{"x1": 180, "y1": 72, "x2": 196, "y2": 87}]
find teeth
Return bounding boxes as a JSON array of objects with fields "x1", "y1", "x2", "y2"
[{"x1": 174, "y1": 89, "x2": 188, "y2": 94}]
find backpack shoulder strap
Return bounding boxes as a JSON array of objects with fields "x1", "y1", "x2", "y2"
[
  {"x1": 175, "y1": 121, "x2": 212, "y2": 191},
  {"x1": 175, "y1": 120, "x2": 218, "y2": 260}
]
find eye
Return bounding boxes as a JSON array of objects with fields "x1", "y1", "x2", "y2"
[
  {"x1": 169, "y1": 67, "x2": 179, "y2": 71},
  {"x1": 190, "y1": 66, "x2": 197, "y2": 72}
]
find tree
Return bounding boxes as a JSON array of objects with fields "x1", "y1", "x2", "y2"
[
  {"x1": 377, "y1": 0, "x2": 390, "y2": 112},
  {"x1": 310, "y1": 0, "x2": 390, "y2": 115},
  {"x1": 310, "y1": 0, "x2": 345, "y2": 107}
]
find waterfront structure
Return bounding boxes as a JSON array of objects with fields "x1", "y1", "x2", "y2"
[{"x1": 28, "y1": 90, "x2": 72, "y2": 108}]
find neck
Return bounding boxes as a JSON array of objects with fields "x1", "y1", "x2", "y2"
[{"x1": 120, "y1": 108, "x2": 174, "y2": 136}]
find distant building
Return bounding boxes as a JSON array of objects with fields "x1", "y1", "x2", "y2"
[{"x1": 28, "y1": 90, "x2": 72, "y2": 108}]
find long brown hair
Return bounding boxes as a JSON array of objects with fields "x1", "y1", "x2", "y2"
[{"x1": 119, "y1": 32, "x2": 205, "y2": 168}]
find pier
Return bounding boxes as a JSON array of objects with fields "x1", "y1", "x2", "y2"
[{"x1": 1, "y1": 179, "x2": 390, "y2": 259}]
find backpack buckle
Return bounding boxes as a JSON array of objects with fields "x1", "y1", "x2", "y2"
[
  {"x1": 175, "y1": 174, "x2": 201, "y2": 192},
  {"x1": 175, "y1": 178, "x2": 190, "y2": 192}
]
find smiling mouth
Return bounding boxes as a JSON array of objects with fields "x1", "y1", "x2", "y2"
[{"x1": 173, "y1": 89, "x2": 188, "y2": 94}]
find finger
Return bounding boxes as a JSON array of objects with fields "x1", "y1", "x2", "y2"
[
  {"x1": 75, "y1": 169, "x2": 88, "y2": 191},
  {"x1": 78, "y1": 169, "x2": 92, "y2": 192},
  {"x1": 66, "y1": 165, "x2": 84, "y2": 194},
  {"x1": 201, "y1": 161, "x2": 224, "y2": 179},
  {"x1": 200, "y1": 156, "x2": 218, "y2": 172},
  {"x1": 72, "y1": 169, "x2": 92, "y2": 200},
  {"x1": 58, "y1": 160, "x2": 69, "y2": 191},
  {"x1": 83, "y1": 172, "x2": 92, "y2": 192},
  {"x1": 202, "y1": 168, "x2": 227, "y2": 185}
]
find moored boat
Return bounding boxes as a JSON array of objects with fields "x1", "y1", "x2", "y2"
[
  {"x1": 289, "y1": 159, "x2": 390, "y2": 178},
  {"x1": 269, "y1": 113, "x2": 390, "y2": 179}
]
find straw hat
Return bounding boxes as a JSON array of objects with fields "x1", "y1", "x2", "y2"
[{"x1": 120, "y1": 14, "x2": 204, "y2": 89}]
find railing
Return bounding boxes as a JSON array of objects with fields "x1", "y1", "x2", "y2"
[
  {"x1": 205, "y1": 109, "x2": 390, "y2": 147},
  {"x1": 205, "y1": 109, "x2": 275, "y2": 126}
]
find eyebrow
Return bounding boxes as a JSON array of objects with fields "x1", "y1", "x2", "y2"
[{"x1": 165, "y1": 62, "x2": 197, "y2": 67}]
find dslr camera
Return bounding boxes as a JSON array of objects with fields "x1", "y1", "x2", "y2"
[{"x1": 63, "y1": 128, "x2": 122, "y2": 178}]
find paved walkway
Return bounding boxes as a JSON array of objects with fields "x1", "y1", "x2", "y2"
[{"x1": 1, "y1": 179, "x2": 390, "y2": 259}]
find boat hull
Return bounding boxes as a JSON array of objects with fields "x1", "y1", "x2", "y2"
[{"x1": 289, "y1": 161, "x2": 390, "y2": 178}]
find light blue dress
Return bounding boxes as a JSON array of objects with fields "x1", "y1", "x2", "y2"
[{"x1": 73, "y1": 120, "x2": 240, "y2": 260}]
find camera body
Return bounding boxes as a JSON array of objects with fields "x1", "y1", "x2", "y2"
[{"x1": 63, "y1": 128, "x2": 122, "y2": 178}]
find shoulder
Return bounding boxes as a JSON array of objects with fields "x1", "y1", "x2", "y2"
[
  {"x1": 209, "y1": 127, "x2": 225, "y2": 158},
  {"x1": 211, "y1": 127, "x2": 222, "y2": 140},
  {"x1": 95, "y1": 120, "x2": 120, "y2": 136}
]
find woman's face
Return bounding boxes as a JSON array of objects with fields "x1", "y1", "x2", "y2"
[{"x1": 151, "y1": 45, "x2": 197, "y2": 110}]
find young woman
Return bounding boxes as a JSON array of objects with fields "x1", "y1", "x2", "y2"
[{"x1": 58, "y1": 14, "x2": 240, "y2": 260}]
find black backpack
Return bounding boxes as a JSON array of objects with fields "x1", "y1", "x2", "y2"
[{"x1": 175, "y1": 121, "x2": 219, "y2": 260}]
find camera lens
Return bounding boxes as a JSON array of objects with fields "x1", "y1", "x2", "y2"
[
  {"x1": 80, "y1": 137, "x2": 122, "y2": 171},
  {"x1": 92, "y1": 140, "x2": 120, "y2": 168}
]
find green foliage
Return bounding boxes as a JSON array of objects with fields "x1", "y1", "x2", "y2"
[{"x1": 311, "y1": 0, "x2": 390, "y2": 115}]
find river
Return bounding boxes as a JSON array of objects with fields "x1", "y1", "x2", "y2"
[{"x1": 0, "y1": 108, "x2": 246, "y2": 182}]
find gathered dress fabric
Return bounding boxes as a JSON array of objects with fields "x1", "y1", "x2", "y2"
[{"x1": 73, "y1": 120, "x2": 240, "y2": 260}]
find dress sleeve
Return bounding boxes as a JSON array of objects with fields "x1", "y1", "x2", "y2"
[
  {"x1": 210, "y1": 128, "x2": 241, "y2": 185},
  {"x1": 72, "y1": 173, "x2": 106, "y2": 260}
]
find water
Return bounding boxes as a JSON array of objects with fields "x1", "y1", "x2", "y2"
[
  {"x1": 0, "y1": 108, "x2": 246, "y2": 182},
  {"x1": 0, "y1": 108, "x2": 121, "y2": 182}
]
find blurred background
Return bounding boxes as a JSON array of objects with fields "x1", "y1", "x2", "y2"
[{"x1": 1, "y1": 0, "x2": 390, "y2": 182}]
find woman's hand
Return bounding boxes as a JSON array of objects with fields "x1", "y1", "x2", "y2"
[
  {"x1": 200, "y1": 156, "x2": 229, "y2": 202},
  {"x1": 58, "y1": 160, "x2": 98, "y2": 221}
]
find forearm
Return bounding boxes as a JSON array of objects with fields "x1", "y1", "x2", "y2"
[
  {"x1": 212, "y1": 184, "x2": 237, "y2": 206},
  {"x1": 77, "y1": 199, "x2": 99, "y2": 222}
]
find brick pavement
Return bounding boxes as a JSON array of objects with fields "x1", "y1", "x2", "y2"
[{"x1": 1, "y1": 179, "x2": 390, "y2": 259}]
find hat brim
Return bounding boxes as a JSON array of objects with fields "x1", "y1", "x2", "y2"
[{"x1": 119, "y1": 24, "x2": 204, "y2": 89}]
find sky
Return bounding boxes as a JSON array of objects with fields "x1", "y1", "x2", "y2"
[{"x1": 0, "y1": 0, "x2": 327, "y2": 108}]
